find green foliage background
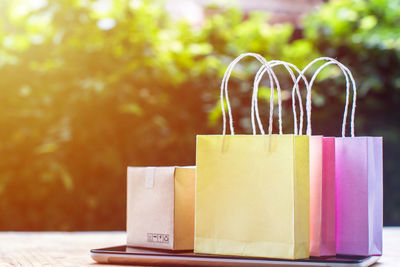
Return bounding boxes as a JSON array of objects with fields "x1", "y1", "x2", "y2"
[{"x1": 0, "y1": 0, "x2": 399, "y2": 230}]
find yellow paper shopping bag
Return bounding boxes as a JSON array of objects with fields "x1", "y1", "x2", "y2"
[{"x1": 195, "y1": 54, "x2": 310, "y2": 259}]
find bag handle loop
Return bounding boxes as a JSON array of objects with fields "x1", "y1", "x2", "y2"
[
  {"x1": 252, "y1": 60, "x2": 309, "y2": 135},
  {"x1": 291, "y1": 57, "x2": 356, "y2": 137},
  {"x1": 221, "y1": 53, "x2": 279, "y2": 135}
]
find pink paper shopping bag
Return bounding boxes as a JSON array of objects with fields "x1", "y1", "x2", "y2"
[
  {"x1": 307, "y1": 58, "x2": 383, "y2": 256},
  {"x1": 262, "y1": 59, "x2": 336, "y2": 256},
  {"x1": 308, "y1": 136, "x2": 335, "y2": 256}
]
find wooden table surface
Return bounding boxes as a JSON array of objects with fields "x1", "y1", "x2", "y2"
[{"x1": 0, "y1": 228, "x2": 399, "y2": 266}]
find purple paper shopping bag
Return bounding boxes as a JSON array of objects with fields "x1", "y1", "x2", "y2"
[
  {"x1": 306, "y1": 57, "x2": 383, "y2": 256},
  {"x1": 335, "y1": 137, "x2": 383, "y2": 255}
]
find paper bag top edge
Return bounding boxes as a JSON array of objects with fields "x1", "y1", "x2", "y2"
[{"x1": 127, "y1": 166, "x2": 194, "y2": 170}]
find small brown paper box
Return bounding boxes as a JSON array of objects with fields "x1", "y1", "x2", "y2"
[{"x1": 127, "y1": 166, "x2": 195, "y2": 250}]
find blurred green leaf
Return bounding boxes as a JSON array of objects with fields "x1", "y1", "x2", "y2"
[{"x1": 0, "y1": 0, "x2": 399, "y2": 231}]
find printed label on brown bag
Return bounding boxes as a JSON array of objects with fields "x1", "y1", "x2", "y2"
[{"x1": 147, "y1": 233, "x2": 169, "y2": 244}]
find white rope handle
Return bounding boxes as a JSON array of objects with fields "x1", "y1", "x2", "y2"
[
  {"x1": 252, "y1": 63, "x2": 283, "y2": 134},
  {"x1": 250, "y1": 61, "x2": 278, "y2": 135},
  {"x1": 291, "y1": 59, "x2": 348, "y2": 135},
  {"x1": 308, "y1": 61, "x2": 356, "y2": 137},
  {"x1": 291, "y1": 57, "x2": 356, "y2": 137},
  {"x1": 221, "y1": 53, "x2": 271, "y2": 135},
  {"x1": 252, "y1": 61, "x2": 309, "y2": 135},
  {"x1": 269, "y1": 61, "x2": 310, "y2": 135}
]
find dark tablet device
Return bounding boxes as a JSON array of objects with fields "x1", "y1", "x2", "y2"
[{"x1": 91, "y1": 245, "x2": 380, "y2": 266}]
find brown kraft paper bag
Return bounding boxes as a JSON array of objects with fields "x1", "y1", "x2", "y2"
[{"x1": 127, "y1": 166, "x2": 195, "y2": 250}]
